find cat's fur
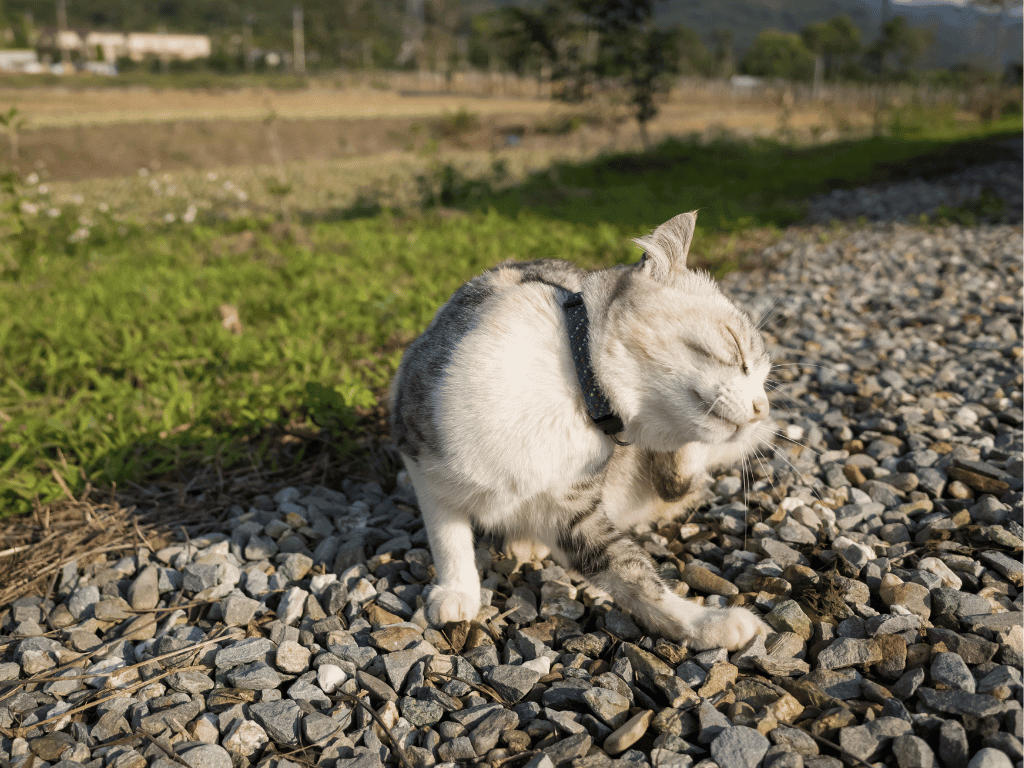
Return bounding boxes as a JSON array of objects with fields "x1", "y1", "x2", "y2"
[{"x1": 390, "y1": 212, "x2": 772, "y2": 651}]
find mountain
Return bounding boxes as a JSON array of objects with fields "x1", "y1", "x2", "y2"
[{"x1": 654, "y1": 0, "x2": 1022, "y2": 69}]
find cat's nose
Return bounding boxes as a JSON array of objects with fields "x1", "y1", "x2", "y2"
[{"x1": 751, "y1": 395, "x2": 769, "y2": 421}]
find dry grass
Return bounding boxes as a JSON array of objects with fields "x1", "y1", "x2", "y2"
[
  {"x1": 0, "y1": 85, "x2": 562, "y2": 128},
  {"x1": 0, "y1": 82, "x2": 881, "y2": 182},
  {"x1": 0, "y1": 441, "x2": 374, "y2": 609}
]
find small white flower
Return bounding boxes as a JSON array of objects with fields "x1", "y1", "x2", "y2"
[
  {"x1": 182, "y1": 204, "x2": 197, "y2": 224},
  {"x1": 70, "y1": 193, "x2": 84, "y2": 205},
  {"x1": 26, "y1": 173, "x2": 38, "y2": 185},
  {"x1": 138, "y1": 168, "x2": 150, "y2": 177},
  {"x1": 98, "y1": 202, "x2": 109, "y2": 212},
  {"x1": 163, "y1": 212, "x2": 176, "y2": 223},
  {"x1": 38, "y1": 184, "x2": 48, "y2": 194},
  {"x1": 236, "y1": 191, "x2": 248, "y2": 202},
  {"x1": 47, "y1": 207, "x2": 60, "y2": 218},
  {"x1": 68, "y1": 226, "x2": 90, "y2": 243},
  {"x1": 206, "y1": 171, "x2": 218, "y2": 181},
  {"x1": 19, "y1": 201, "x2": 38, "y2": 215}
]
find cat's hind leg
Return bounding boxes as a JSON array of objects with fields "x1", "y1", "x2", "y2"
[
  {"x1": 557, "y1": 504, "x2": 767, "y2": 651},
  {"x1": 405, "y1": 463, "x2": 482, "y2": 624}
]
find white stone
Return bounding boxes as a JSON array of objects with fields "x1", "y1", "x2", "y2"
[
  {"x1": 917, "y1": 557, "x2": 963, "y2": 590},
  {"x1": 222, "y1": 720, "x2": 269, "y2": 756},
  {"x1": 276, "y1": 587, "x2": 309, "y2": 626},
  {"x1": 317, "y1": 664, "x2": 347, "y2": 694},
  {"x1": 521, "y1": 656, "x2": 552, "y2": 676},
  {"x1": 309, "y1": 573, "x2": 338, "y2": 595}
]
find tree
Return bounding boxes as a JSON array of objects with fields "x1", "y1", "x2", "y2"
[
  {"x1": 491, "y1": 2, "x2": 566, "y2": 77},
  {"x1": 612, "y1": 26, "x2": 681, "y2": 147},
  {"x1": 801, "y1": 15, "x2": 860, "y2": 79},
  {"x1": 492, "y1": 0, "x2": 684, "y2": 148},
  {"x1": 579, "y1": 1, "x2": 681, "y2": 148},
  {"x1": 710, "y1": 29, "x2": 734, "y2": 78},
  {"x1": 869, "y1": 16, "x2": 932, "y2": 79},
  {"x1": 740, "y1": 29, "x2": 815, "y2": 81},
  {"x1": 674, "y1": 26, "x2": 714, "y2": 77}
]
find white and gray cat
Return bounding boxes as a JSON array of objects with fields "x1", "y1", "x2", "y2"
[{"x1": 390, "y1": 212, "x2": 772, "y2": 651}]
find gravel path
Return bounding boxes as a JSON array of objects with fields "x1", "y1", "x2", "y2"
[{"x1": 1, "y1": 176, "x2": 1022, "y2": 768}]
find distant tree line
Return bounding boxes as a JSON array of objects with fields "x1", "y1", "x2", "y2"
[
  {"x1": 0, "y1": 0, "x2": 1018, "y2": 92},
  {"x1": 740, "y1": 15, "x2": 935, "y2": 84}
]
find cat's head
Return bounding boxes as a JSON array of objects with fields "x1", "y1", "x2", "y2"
[{"x1": 595, "y1": 212, "x2": 771, "y2": 451}]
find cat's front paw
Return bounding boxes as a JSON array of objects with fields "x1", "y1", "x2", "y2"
[
  {"x1": 689, "y1": 606, "x2": 769, "y2": 652},
  {"x1": 426, "y1": 585, "x2": 482, "y2": 625}
]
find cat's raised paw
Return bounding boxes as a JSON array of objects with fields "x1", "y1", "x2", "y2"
[
  {"x1": 426, "y1": 585, "x2": 482, "y2": 625},
  {"x1": 689, "y1": 606, "x2": 770, "y2": 652}
]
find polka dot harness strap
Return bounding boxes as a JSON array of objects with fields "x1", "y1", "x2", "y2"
[{"x1": 563, "y1": 292, "x2": 631, "y2": 446}]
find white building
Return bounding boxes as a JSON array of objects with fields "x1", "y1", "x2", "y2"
[
  {"x1": 48, "y1": 29, "x2": 212, "y2": 63},
  {"x1": 0, "y1": 49, "x2": 41, "y2": 72}
]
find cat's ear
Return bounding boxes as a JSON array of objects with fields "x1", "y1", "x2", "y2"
[{"x1": 632, "y1": 211, "x2": 697, "y2": 283}]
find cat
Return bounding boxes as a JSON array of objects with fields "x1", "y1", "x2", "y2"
[{"x1": 390, "y1": 211, "x2": 772, "y2": 651}]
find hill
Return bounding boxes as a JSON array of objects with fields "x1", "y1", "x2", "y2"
[{"x1": 2, "y1": 0, "x2": 1019, "y2": 70}]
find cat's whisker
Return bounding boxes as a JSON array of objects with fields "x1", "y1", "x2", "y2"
[
  {"x1": 770, "y1": 430, "x2": 822, "y2": 457},
  {"x1": 753, "y1": 297, "x2": 782, "y2": 332},
  {"x1": 765, "y1": 444, "x2": 825, "y2": 505},
  {"x1": 765, "y1": 392, "x2": 803, "y2": 413},
  {"x1": 750, "y1": 444, "x2": 786, "y2": 509},
  {"x1": 703, "y1": 394, "x2": 725, "y2": 420},
  {"x1": 770, "y1": 362, "x2": 845, "y2": 376}
]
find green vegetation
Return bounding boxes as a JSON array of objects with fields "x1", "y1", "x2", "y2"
[{"x1": 0, "y1": 115, "x2": 1020, "y2": 517}]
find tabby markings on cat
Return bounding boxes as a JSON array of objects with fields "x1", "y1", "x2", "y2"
[{"x1": 390, "y1": 211, "x2": 772, "y2": 651}]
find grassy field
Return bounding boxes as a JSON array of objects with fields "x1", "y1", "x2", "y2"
[{"x1": 0, "y1": 96, "x2": 1019, "y2": 518}]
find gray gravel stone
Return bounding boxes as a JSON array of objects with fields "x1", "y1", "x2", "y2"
[
  {"x1": 711, "y1": 726, "x2": 770, "y2": 768},
  {"x1": 838, "y1": 717, "x2": 913, "y2": 762},
  {"x1": 249, "y1": 700, "x2": 302, "y2": 745},
  {"x1": 770, "y1": 725, "x2": 819, "y2": 756},
  {"x1": 815, "y1": 638, "x2": 881, "y2": 670},
  {"x1": 127, "y1": 565, "x2": 160, "y2": 610},
  {"x1": 930, "y1": 651, "x2": 976, "y2": 693},
  {"x1": 178, "y1": 744, "x2": 232, "y2": 768},
  {"x1": 469, "y1": 708, "x2": 518, "y2": 755},
  {"x1": 225, "y1": 661, "x2": 282, "y2": 690},
  {"x1": 892, "y1": 735, "x2": 936, "y2": 768},
  {"x1": 488, "y1": 664, "x2": 543, "y2": 704},
  {"x1": 398, "y1": 696, "x2": 443, "y2": 727},
  {"x1": 917, "y1": 687, "x2": 1004, "y2": 718},
  {"x1": 967, "y1": 748, "x2": 1014, "y2": 768},
  {"x1": 583, "y1": 686, "x2": 631, "y2": 729},
  {"x1": 697, "y1": 700, "x2": 731, "y2": 744},
  {"x1": 214, "y1": 637, "x2": 275, "y2": 669},
  {"x1": 543, "y1": 731, "x2": 592, "y2": 764}
]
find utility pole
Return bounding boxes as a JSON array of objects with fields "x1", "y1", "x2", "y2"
[
  {"x1": 292, "y1": 4, "x2": 305, "y2": 75},
  {"x1": 56, "y1": 0, "x2": 68, "y2": 66},
  {"x1": 243, "y1": 10, "x2": 254, "y2": 72}
]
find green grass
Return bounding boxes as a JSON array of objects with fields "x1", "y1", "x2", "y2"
[{"x1": 1, "y1": 114, "x2": 1020, "y2": 517}]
